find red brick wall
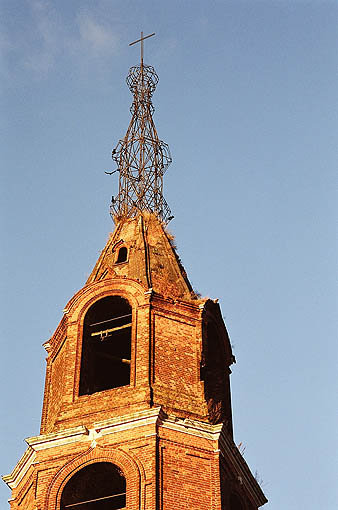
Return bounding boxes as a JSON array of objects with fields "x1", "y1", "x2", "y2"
[{"x1": 40, "y1": 277, "x2": 234, "y2": 435}]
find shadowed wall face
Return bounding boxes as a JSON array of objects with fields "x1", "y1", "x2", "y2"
[{"x1": 201, "y1": 321, "x2": 229, "y2": 425}]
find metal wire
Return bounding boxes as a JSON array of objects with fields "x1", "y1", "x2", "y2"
[
  {"x1": 64, "y1": 491, "x2": 126, "y2": 507},
  {"x1": 89, "y1": 313, "x2": 132, "y2": 327},
  {"x1": 110, "y1": 63, "x2": 172, "y2": 223}
]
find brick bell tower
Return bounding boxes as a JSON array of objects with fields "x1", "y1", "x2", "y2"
[{"x1": 3, "y1": 33, "x2": 267, "y2": 510}]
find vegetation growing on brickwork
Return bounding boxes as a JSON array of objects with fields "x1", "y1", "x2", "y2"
[{"x1": 165, "y1": 226, "x2": 203, "y2": 299}]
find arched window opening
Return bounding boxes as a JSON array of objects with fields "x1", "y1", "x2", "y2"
[
  {"x1": 60, "y1": 462, "x2": 126, "y2": 510},
  {"x1": 116, "y1": 246, "x2": 128, "y2": 263},
  {"x1": 79, "y1": 296, "x2": 132, "y2": 396},
  {"x1": 229, "y1": 493, "x2": 244, "y2": 510}
]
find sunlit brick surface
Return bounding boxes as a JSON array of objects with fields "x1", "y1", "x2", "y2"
[{"x1": 4, "y1": 214, "x2": 266, "y2": 510}]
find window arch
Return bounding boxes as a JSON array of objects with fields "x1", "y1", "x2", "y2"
[
  {"x1": 60, "y1": 462, "x2": 126, "y2": 509},
  {"x1": 79, "y1": 296, "x2": 132, "y2": 396}
]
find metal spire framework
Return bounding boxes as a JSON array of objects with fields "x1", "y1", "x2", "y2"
[{"x1": 110, "y1": 32, "x2": 173, "y2": 223}]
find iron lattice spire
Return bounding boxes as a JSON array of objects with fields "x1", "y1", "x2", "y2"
[{"x1": 110, "y1": 32, "x2": 172, "y2": 223}]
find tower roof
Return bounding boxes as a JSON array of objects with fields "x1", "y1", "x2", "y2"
[{"x1": 87, "y1": 213, "x2": 194, "y2": 301}]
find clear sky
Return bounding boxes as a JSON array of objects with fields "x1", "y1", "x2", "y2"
[{"x1": 1, "y1": 1, "x2": 337, "y2": 508}]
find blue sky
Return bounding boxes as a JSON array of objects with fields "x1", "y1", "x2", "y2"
[{"x1": 1, "y1": 1, "x2": 337, "y2": 508}]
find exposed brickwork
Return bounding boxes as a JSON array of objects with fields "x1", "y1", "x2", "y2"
[
  {"x1": 86, "y1": 213, "x2": 194, "y2": 300},
  {"x1": 4, "y1": 213, "x2": 267, "y2": 509}
]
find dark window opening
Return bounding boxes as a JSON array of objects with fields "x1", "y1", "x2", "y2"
[
  {"x1": 116, "y1": 247, "x2": 128, "y2": 263},
  {"x1": 60, "y1": 462, "x2": 126, "y2": 510},
  {"x1": 79, "y1": 296, "x2": 132, "y2": 395}
]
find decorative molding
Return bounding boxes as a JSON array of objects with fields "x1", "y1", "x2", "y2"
[
  {"x1": 94, "y1": 406, "x2": 161, "y2": 436},
  {"x1": 2, "y1": 447, "x2": 36, "y2": 490},
  {"x1": 26, "y1": 425, "x2": 88, "y2": 451},
  {"x1": 2, "y1": 408, "x2": 161, "y2": 490},
  {"x1": 64, "y1": 277, "x2": 148, "y2": 318},
  {"x1": 158, "y1": 412, "x2": 223, "y2": 441},
  {"x1": 3, "y1": 406, "x2": 266, "y2": 508}
]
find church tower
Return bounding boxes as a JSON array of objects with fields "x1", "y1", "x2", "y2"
[{"x1": 3, "y1": 33, "x2": 267, "y2": 510}]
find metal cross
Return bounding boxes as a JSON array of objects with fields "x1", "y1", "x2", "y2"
[{"x1": 129, "y1": 31, "x2": 155, "y2": 64}]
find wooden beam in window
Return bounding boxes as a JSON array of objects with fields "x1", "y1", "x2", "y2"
[{"x1": 91, "y1": 322, "x2": 132, "y2": 340}]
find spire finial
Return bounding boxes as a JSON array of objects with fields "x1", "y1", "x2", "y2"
[
  {"x1": 109, "y1": 34, "x2": 173, "y2": 224},
  {"x1": 129, "y1": 31, "x2": 155, "y2": 65}
]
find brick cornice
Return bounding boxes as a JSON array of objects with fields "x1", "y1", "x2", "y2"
[
  {"x1": 158, "y1": 412, "x2": 223, "y2": 441},
  {"x1": 2, "y1": 408, "x2": 160, "y2": 491},
  {"x1": 2, "y1": 447, "x2": 36, "y2": 490},
  {"x1": 26, "y1": 425, "x2": 88, "y2": 451},
  {"x1": 93, "y1": 406, "x2": 161, "y2": 436},
  {"x1": 3, "y1": 408, "x2": 223, "y2": 492}
]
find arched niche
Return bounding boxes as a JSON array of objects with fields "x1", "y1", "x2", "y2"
[
  {"x1": 79, "y1": 296, "x2": 132, "y2": 395},
  {"x1": 60, "y1": 462, "x2": 126, "y2": 509}
]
